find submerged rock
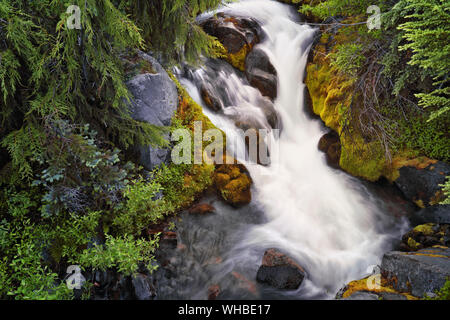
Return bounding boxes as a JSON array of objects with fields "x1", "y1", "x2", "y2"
[
  {"x1": 132, "y1": 273, "x2": 156, "y2": 300},
  {"x1": 394, "y1": 161, "x2": 449, "y2": 208},
  {"x1": 126, "y1": 52, "x2": 178, "y2": 170},
  {"x1": 256, "y1": 248, "x2": 306, "y2": 290},
  {"x1": 189, "y1": 203, "x2": 216, "y2": 215},
  {"x1": 381, "y1": 246, "x2": 450, "y2": 298}
]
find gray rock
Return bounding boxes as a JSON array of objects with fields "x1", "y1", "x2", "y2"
[
  {"x1": 394, "y1": 162, "x2": 450, "y2": 207},
  {"x1": 381, "y1": 246, "x2": 450, "y2": 298},
  {"x1": 378, "y1": 292, "x2": 408, "y2": 300},
  {"x1": 342, "y1": 292, "x2": 380, "y2": 300},
  {"x1": 126, "y1": 52, "x2": 178, "y2": 170},
  {"x1": 132, "y1": 273, "x2": 156, "y2": 300},
  {"x1": 412, "y1": 205, "x2": 450, "y2": 225}
]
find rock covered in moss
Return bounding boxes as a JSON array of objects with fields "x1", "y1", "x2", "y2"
[
  {"x1": 215, "y1": 161, "x2": 252, "y2": 207},
  {"x1": 381, "y1": 246, "x2": 450, "y2": 298},
  {"x1": 400, "y1": 223, "x2": 450, "y2": 251},
  {"x1": 394, "y1": 161, "x2": 450, "y2": 208},
  {"x1": 256, "y1": 248, "x2": 306, "y2": 290},
  {"x1": 201, "y1": 13, "x2": 263, "y2": 71}
]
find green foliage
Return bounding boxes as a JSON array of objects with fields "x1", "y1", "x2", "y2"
[
  {"x1": 393, "y1": 0, "x2": 450, "y2": 121},
  {"x1": 424, "y1": 278, "x2": 450, "y2": 300},
  {"x1": 119, "y1": 0, "x2": 227, "y2": 65},
  {"x1": 395, "y1": 114, "x2": 450, "y2": 162},
  {"x1": 440, "y1": 177, "x2": 450, "y2": 205},
  {"x1": 75, "y1": 234, "x2": 159, "y2": 276},
  {"x1": 329, "y1": 43, "x2": 366, "y2": 76}
]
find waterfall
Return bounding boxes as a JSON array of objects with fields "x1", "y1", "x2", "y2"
[{"x1": 171, "y1": 0, "x2": 408, "y2": 299}]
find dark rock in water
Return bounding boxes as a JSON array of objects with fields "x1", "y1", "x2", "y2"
[
  {"x1": 256, "y1": 248, "x2": 306, "y2": 290},
  {"x1": 126, "y1": 52, "x2": 178, "y2": 170},
  {"x1": 132, "y1": 273, "x2": 156, "y2": 300},
  {"x1": 394, "y1": 161, "x2": 449, "y2": 207},
  {"x1": 245, "y1": 48, "x2": 278, "y2": 100},
  {"x1": 200, "y1": 83, "x2": 224, "y2": 112},
  {"x1": 411, "y1": 204, "x2": 450, "y2": 225},
  {"x1": 318, "y1": 131, "x2": 341, "y2": 169},
  {"x1": 381, "y1": 246, "x2": 450, "y2": 298},
  {"x1": 400, "y1": 223, "x2": 450, "y2": 251},
  {"x1": 201, "y1": 13, "x2": 262, "y2": 54}
]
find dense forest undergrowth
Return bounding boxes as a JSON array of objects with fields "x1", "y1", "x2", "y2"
[{"x1": 0, "y1": 0, "x2": 448, "y2": 299}]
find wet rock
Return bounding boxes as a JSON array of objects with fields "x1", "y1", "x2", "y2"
[
  {"x1": 381, "y1": 246, "x2": 450, "y2": 298},
  {"x1": 400, "y1": 223, "x2": 450, "y2": 251},
  {"x1": 245, "y1": 48, "x2": 278, "y2": 100},
  {"x1": 132, "y1": 273, "x2": 156, "y2": 300},
  {"x1": 200, "y1": 83, "x2": 224, "y2": 112},
  {"x1": 208, "y1": 284, "x2": 221, "y2": 300},
  {"x1": 126, "y1": 52, "x2": 178, "y2": 170},
  {"x1": 318, "y1": 131, "x2": 341, "y2": 169},
  {"x1": 189, "y1": 203, "x2": 216, "y2": 215},
  {"x1": 411, "y1": 205, "x2": 450, "y2": 225},
  {"x1": 394, "y1": 161, "x2": 449, "y2": 207},
  {"x1": 256, "y1": 248, "x2": 306, "y2": 290},
  {"x1": 201, "y1": 13, "x2": 263, "y2": 70}
]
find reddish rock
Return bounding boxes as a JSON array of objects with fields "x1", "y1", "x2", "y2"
[
  {"x1": 232, "y1": 271, "x2": 257, "y2": 295},
  {"x1": 208, "y1": 284, "x2": 220, "y2": 300},
  {"x1": 189, "y1": 203, "x2": 216, "y2": 215},
  {"x1": 256, "y1": 249, "x2": 306, "y2": 290}
]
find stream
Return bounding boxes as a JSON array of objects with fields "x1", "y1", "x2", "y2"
[{"x1": 153, "y1": 0, "x2": 412, "y2": 300}]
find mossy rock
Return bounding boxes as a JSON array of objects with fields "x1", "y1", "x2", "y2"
[{"x1": 215, "y1": 158, "x2": 252, "y2": 207}]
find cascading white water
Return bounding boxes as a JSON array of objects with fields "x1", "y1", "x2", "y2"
[{"x1": 177, "y1": 0, "x2": 408, "y2": 299}]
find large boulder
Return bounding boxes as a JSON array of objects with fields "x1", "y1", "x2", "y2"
[
  {"x1": 394, "y1": 161, "x2": 449, "y2": 208},
  {"x1": 411, "y1": 205, "x2": 450, "y2": 225},
  {"x1": 381, "y1": 246, "x2": 450, "y2": 298},
  {"x1": 245, "y1": 48, "x2": 278, "y2": 101},
  {"x1": 256, "y1": 248, "x2": 306, "y2": 290},
  {"x1": 201, "y1": 13, "x2": 263, "y2": 71},
  {"x1": 126, "y1": 52, "x2": 178, "y2": 170}
]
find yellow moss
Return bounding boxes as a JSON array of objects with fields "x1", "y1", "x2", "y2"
[
  {"x1": 342, "y1": 277, "x2": 418, "y2": 300},
  {"x1": 224, "y1": 44, "x2": 251, "y2": 72},
  {"x1": 407, "y1": 237, "x2": 421, "y2": 251},
  {"x1": 413, "y1": 223, "x2": 435, "y2": 236}
]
